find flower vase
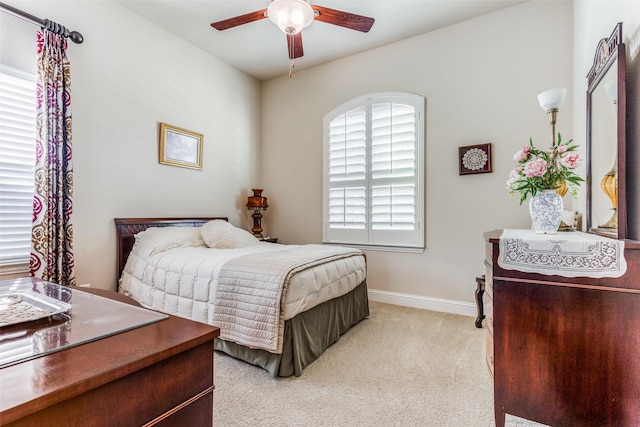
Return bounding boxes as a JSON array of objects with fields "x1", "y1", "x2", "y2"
[{"x1": 529, "y1": 190, "x2": 563, "y2": 234}]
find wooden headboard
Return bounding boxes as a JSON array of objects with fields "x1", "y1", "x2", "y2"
[{"x1": 114, "y1": 217, "x2": 228, "y2": 280}]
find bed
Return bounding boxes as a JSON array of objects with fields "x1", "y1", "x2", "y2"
[{"x1": 115, "y1": 217, "x2": 369, "y2": 377}]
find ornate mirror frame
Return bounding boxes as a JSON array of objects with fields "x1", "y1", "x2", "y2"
[{"x1": 586, "y1": 22, "x2": 627, "y2": 239}]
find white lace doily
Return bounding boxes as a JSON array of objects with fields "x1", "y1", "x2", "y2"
[
  {"x1": 0, "y1": 295, "x2": 55, "y2": 326},
  {"x1": 498, "y1": 229, "x2": 626, "y2": 278}
]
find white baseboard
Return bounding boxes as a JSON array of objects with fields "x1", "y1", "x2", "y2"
[{"x1": 367, "y1": 289, "x2": 477, "y2": 317}]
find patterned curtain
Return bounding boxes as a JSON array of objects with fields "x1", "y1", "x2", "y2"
[{"x1": 30, "y1": 29, "x2": 75, "y2": 287}]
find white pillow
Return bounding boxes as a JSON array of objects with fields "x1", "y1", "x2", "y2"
[
  {"x1": 133, "y1": 226, "x2": 206, "y2": 257},
  {"x1": 200, "y1": 220, "x2": 260, "y2": 249}
]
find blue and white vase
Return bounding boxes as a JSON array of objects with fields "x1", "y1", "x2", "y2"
[{"x1": 529, "y1": 190, "x2": 563, "y2": 234}]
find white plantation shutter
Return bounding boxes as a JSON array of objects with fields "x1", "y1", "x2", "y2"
[
  {"x1": 324, "y1": 93, "x2": 424, "y2": 249},
  {"x1": 371, "y1": 101, "x2": 416, "y2": 231},
  {"x1": 0, "y1": 68, "x2": 36, "y2": 267},
  {"x1": 328, "y1": 187, "x2": 366, "y2": 229},
  {"x1": 327, "y1": 106, "x2": 367, "y2": 237}
]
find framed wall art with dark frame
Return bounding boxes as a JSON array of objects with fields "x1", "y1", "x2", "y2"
[
  {"x1": 458, "y1": 143, "x2": 492, "y2": 175},
  {"x1": 159, "y1": 122, "x2": 203, "y2": 170}
]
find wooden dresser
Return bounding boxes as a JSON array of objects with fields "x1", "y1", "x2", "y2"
[
  {"x1": 0, "y1": 280, "x2": 220, "y2": 426},
  {"x1": 484, "y1": 230, "x2": 640, "y2": 427}
]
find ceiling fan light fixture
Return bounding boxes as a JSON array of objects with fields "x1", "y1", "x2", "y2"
[{"x1": 267, "y1": 0, "x2": 314, "y2": 34}]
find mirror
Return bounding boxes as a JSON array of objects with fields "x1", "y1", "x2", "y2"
[{"x1": 586, "y1": 23, "x2": 627, "y2": 239}]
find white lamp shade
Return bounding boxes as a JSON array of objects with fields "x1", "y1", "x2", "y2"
[
  {"x1": 267, "y1": 0, "x2": 314, "y2": 34},
  {"x1": 537, "y1": 88, "x2": 567, "y2": 111}
]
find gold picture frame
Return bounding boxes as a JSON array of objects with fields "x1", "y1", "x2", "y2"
[
  {"x1": 458, "y1": 143, "x2": 492, "y2": 175},
  {"x1": 159, "y1": 123, "x2": 203, "y2": 170}
]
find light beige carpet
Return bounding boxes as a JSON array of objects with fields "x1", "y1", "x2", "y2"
[{"x1": 213, "y1": 301, "x2": 545, "y2": 427}]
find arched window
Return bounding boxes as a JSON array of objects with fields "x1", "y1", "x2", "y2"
[{"x1": 323, "y1": 92, "x2": 425, "y2": 250}]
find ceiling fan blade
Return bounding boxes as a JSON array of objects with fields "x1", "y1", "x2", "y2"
[
  {"x1": 210, "y1": 8, "x2": 267, "y2": 31},
  {"x1": 287, "y1": 32, "x2": 304, "y2": 59},
  {"x1": 311, "y1": 5, "x2": 375, "y2": 33}
]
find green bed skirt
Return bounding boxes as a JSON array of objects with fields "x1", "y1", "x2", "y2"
[{"x1": 214, "y1": 280, "x2": 369, "y2": 377}]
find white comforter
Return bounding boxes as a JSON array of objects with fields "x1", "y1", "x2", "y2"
[{"x1": 119, "y1": 236, "x2": 366, "y2": 353}]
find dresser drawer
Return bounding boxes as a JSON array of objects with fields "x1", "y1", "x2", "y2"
[
  {"x1": 485, "y1": 283, "x2": 494, "y2": 377},
  {"x1": 485, "y1": 239, "x2": 494, "y2": 265},
  {"x1": 485, "y1": 326, "x2": 494, "y2": 377},
  {"x1": 484, "y1": 268, "x2": 493, "y2": 299},
  {"x1": 484, "y1": 264, "x2": 493, "y2": 299},
  {"x1": 483, "y1": 235, "x2": 497, "y2": 378},
  {"x1": 485, "y1": 296, "x2": 493, "y2": 333}
]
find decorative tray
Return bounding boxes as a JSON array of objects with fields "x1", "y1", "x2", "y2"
[{"x1": 0, "y1": 290, "x2": 72, "y2": 327}]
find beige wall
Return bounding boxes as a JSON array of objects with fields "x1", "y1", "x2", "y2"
[
  {"x1": 0, "y1": 1, "x2": 262, "y2": 290},
  {"x1": 261, "y1": 1, "x2": 574, "y2": 313}
]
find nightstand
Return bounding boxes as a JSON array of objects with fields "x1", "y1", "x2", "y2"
[{"x1": 260, "y1": 237, "x2": 278, "y2": 243}]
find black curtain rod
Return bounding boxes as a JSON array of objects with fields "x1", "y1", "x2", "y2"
[{"x1": 0, "y1": 1, "x2": 83, "y2": 44}]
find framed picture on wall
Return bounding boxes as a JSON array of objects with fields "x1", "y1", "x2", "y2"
[
  {"x1": 159, "y1": 123, "x2": 203, "y2": 170},
  {"x1": 458, "y1": 143, "x2": 492, "y2": 175}
]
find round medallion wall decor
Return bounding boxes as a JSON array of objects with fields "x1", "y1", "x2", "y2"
[{"x1": 459, "y1": 143, "x2": 492, "y2": 175}]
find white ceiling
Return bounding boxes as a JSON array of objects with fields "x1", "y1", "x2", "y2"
[{"x1": 116, "y1": 0, "x2": 527, "y2": 81}]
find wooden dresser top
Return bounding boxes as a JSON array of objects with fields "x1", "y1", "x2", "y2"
[{"x1": 0, "y1": 279, "x2": 219, "y2": 424}]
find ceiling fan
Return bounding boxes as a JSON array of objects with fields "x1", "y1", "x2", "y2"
[{"x1": 211, "y1": 0, "x2": 375, "y2": 74}]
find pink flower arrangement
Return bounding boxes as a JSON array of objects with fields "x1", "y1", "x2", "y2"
[
  {"x1": 507, "y1": 134, "x2": 584, "y2": 204},
  {"x1": 523, "y1": 159, "x2": 548, "y2": 178}
]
